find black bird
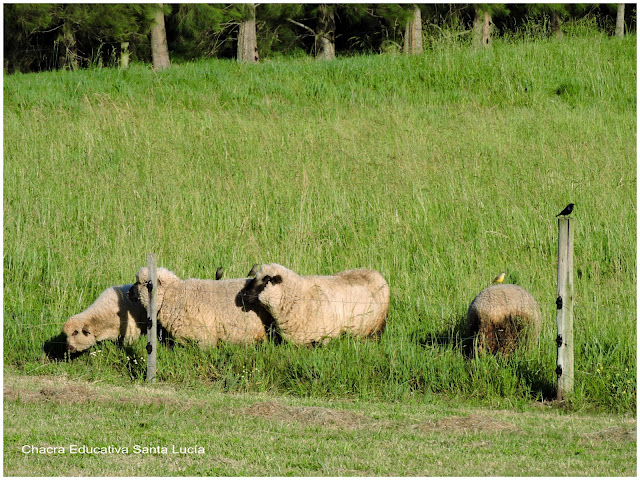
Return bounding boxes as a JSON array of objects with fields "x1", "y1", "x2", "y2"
[
  {"x1": 215, "y1": 266, "x2": 224, "y2": 280},
  {"x1": 247, "y1": 263, "x2": 259, "y2": 277},
  {"x1": 556, "y1": 203, "x2": 574, "y2": 217}
]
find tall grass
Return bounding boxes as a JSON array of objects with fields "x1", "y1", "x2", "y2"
[{"x1": 4, "y1": 33, "x2": 636, "y2": 412}]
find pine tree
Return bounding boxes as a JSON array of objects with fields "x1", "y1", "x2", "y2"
[
  {"x1": 235, "y1": 3, "x2": 259, "y2": 62},
  {"x1": 524, "y1": 4, "x2": 569, "y2": 39},
  {"x1": 316, "y1": 4, "x2": 336, "y2": 60},
  {"x1": 403, "y1": 5, "x2": 423, "y2": 55},
  {"x1": 4, "y1": 4, "x2": 56, "y2": 72},
  {"x1": 171, "y1": 4, "x2": 228, "y2": 58},
  {"x1": 472, "y1": 4, "x2": 509, "y2": 48},
  {"x1": 616, "y1": 3, "x2": 625, "y2": 38},
  {"x1": 4, "y1": 4, "x2": 155, "y2": 72},
  {"x1": 285, "y1": 5, "x2": 372, "y2": 60},
  {"x1": 150, "y1": 4, "x2": 170, "y2": 70}
]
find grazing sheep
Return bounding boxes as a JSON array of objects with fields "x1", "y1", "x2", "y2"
[
  {"x1": 242, "y1": 263, "x2": 390, "y2": 346},
  {"x1": 128, "y1": 267, "x2": 273, "y2": 347},
  {"x1": 63, "y1": 284, "x2": 147, "y2": 353},
  {"x1": 466, "y1": 284, "x2": 542, "y2": 356}
]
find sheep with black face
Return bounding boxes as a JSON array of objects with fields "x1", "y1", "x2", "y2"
[{"x1": 243, "y1": 263, "x2": 390, "y2": 346}]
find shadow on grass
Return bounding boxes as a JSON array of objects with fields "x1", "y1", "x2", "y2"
[
  {"x1": 42, "y1": 325, "x2": 176, "y2": 364},
  {"x1": 417, "y1": 315, "x2": 473, "y2": 355},
  {"x1": 417, "y1": 315, "x2": 556, "y2": 402},
  {"x1": 515, "y1": 361, "x2": 558, "y2": 402},
  {"x1": 43, "y1": 333, "x2": 82, "y2": 361}
]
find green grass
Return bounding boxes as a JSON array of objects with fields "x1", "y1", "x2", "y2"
[
  {"x1": 3, "y1": 369, "x2": 636, "y2": 476},
  {"x1": 4, "y1": 33, "x2": 636, "y2": 414}
]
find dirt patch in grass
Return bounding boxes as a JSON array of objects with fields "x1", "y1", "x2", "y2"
[
  {"x1": 244, "y1": 401, "x2": 376, "y2": 429},
  {"x1": 3, "y1": 374, "x2": 204, "y2": 409},
  {"x1": 3, "y1": 384, "x2": 100, "y2": 404},
  {"x1": 580, "y1": 426, "x2": 637, "y2": 444},
  {"x1": 416, "y1": 414, "x2": 520, "y2": 434},
  {"x1": 39, "y1": 384, "x2": 99, "y2": 404},
  {"x1": 244, "y1": 402, "x2": 524, "y2": 435}
]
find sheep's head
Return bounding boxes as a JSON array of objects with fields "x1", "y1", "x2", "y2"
[
  {"x1": 242, "y1": 264, "x2": 290, "y2": 311},
  {"x1": 63, "y1": 316, "x2": 97, "y2": 352},
  {"x1": 128, "y1": 266, "x2": 178, "y2": 310}
]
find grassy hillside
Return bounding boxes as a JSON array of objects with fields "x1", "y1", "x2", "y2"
[{"x1": 4, "y1": 33, "x2": 636, "y2": 412}]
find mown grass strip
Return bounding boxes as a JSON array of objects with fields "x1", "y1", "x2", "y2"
[{"x1": 3, "y1": 370, "x2": 636, "y2": 476}]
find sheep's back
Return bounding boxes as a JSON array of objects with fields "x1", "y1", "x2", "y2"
[
  {"x1": 285, "y1": 269, "x2": 389, "y2": 341},
  {"x1": 329, "y1": 269, "x2": 389, "y2": 332},
  {"x1": 159, "y1": 278, "x2": 267, "y2": 344},
  {"x1": 468, "y1": 284, "x2": 541, "y2": 322}
]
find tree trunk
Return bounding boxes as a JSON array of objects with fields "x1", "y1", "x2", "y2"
[
  {"x1": 615, "y1": 3, "x2": 625, "y2": 38},
  {"x1": 473, "y1": 9, "x2": 493, "y2": 48},
  {"x1": 237, "y1": 3, "x2": 259, "y2": 62},
  {"x1": 482, "y1": 11, "x2": 493, "y2": 47},
  {"x1": 59, "y1": 24, "x2": 79, "y2": 70},
  {"x1": 550, "y1": 13, "x2": 563, "y2": 39},
  {"x1": 316, "y1": 4, "x2": 335, "y2": 61},
  {"x1": 150, "y1": 5, "x2": 170, "y2": 71},
  {"x1": 403, "y1": 5, "x2": 423, "y2": 55},
  {"x1": 120, "y1": 42, "x2": 130, "y2": 70}
]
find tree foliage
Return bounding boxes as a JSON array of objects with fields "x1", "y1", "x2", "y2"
[
  {"x1": 4, "y1": 4, "x2": 155, "y2": 72},
  {"x1": 3, "y1": 3, "x2": 637, "y2": 73}
]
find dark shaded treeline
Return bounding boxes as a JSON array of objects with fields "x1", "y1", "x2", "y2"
[{"x1": 4, "y1": 3, "x2": 636, "y2": 73}]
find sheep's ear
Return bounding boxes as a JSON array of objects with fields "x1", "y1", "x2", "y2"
[
  {"x1": 262, "y1": 275, "x2": 272, "y2": 285},
  {"x1": 270, "y1": 275, "x2": 283, "y2": 285}
]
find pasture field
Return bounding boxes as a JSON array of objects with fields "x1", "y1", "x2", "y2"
[{"x1": 3, "y1": 28, "x2": 636, "y2": 439}]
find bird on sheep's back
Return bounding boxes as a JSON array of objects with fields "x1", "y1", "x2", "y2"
[{"x1": 465, "y1": 283, "x2": 542, "y2": 357}]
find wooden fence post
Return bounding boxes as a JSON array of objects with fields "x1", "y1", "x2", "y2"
[
  {"x1": 555, "y1": 218, "x2": 574, "y2": 401},
  {"x1": 146, "y1": 253, "x2": 158, "y2": 383}
]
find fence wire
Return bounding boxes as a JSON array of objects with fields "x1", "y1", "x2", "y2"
[
  {"x1": 7, "y1": 285, "x2": 540, "y2": 348},
  {"x1": 6, "y1": 313, "x2": 479, "y2": 346}
]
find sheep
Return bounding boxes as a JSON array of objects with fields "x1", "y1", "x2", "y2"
[
  {"x1": 128, "y1": 267, "x2": 274, "y2": 347},
  {"x1": 63, "y1": 284, "x2": 147, "y2": 353},
  {"x1": 465, "y1": 284, "x2": 542, "y2": 356},
  {"x1": 242, "y1": 263, "x2": 390, "y2": 346}
]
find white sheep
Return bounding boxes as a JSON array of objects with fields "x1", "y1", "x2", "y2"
[
  {"x1": 466, "y1": 283, "x2": 542, "y2": 355},
  {"x1": 128, "y1": 267, "x2": 272, "y2": 347},
  {"x1": 63, "y1": 284, "x2": 147, "y2": 353},
  {"x1": 243, "y1": 263, "x2": 390, "y2": 346}
]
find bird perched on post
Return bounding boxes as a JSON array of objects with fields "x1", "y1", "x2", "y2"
[
  {"x1": 492, "y1": 271, "x2": 506, "y2": 284},
  {"x1": 215, "y1": 267, "x2": 224, "y2": 280},
  {"x1": 556, "y1": 203, "x2": 574, "y2": 217}
]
